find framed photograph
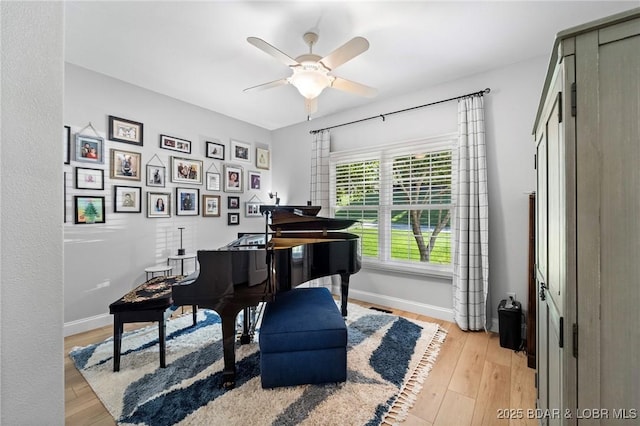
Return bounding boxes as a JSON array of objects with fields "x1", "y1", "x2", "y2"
[
  {"x1": 114, "y1": 185, "x2": 142, "y2": 213},
  {"x1": 202, "y1": 194, "x2": 221, "y2": 217},
  {"x1": 256, "y1": 147, "x2": 270, "y2": 170},
  {"x1": 160, "y1": 134, "x2": 191, "y2": 154},
  {"x1": 245, "y1": 202, "x2": 262, "y2": 217},
  {"x1": 248, "y1": 171, "x2": 261, "y2": 190},
  {"x1": 75, "y1": 167, "x2": 104, "y2": 190},
  {"x1": 147, "y1": 192, "x2": 171, "y2": 218},
  {"x1": 74, "y1": 196, "x2": 105, "y2": 224},
  {"x1": 176, "y1": 187, "x2": 199, "y2": 216},
  {"x1": 108, "y1": 115, "x2": 143, "y2": 146},
  {"x1": 227, "y1": 196, "x2": 240, "y2": 209},
  {"x1": 224, "y1": 164, "x2": 243, "y2": 193},
  {"x1": 171, "y1": 156, "x2": 203, "y2": 185},
  {"x1": 63, "y1": 126, "x2": 71, "y2": 164},
  {"x1": 228, "y1": 212, "x2": 240, "y2": 226},
  {"x1": 231, "y1": 139, "x2": 251, "y2": 163},
  {"x1": 146, "y1": 165, "x2": 165, "y2": 187},
  {"x1": 206, "y1": 140, "x2": 225, "y2": 160},
  {"x1": 110, "y1": 148, "x2": 141, "y2": 181},
  {"x1": 206, "y1": 172, "x2": 221, "y2": 191},
  {"x1": 75, "y1": 134, "x2": 104, "y2": 164}
]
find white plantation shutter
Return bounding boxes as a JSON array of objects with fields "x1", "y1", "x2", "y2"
[
  {"x1": 330, "y1": 135, "x2": 456, "y2": 274},
  {"x1": 385, "y1": 149, "x2": 453, "y2": 264}
]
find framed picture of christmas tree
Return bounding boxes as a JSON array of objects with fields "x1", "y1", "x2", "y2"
[{"x1": 74, "y1": 196, "x2": 105, "y2": 224}]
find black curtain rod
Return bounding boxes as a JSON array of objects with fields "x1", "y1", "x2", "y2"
[{"x1": 309, "y1": 87, "x2": 491, "y2": 134}]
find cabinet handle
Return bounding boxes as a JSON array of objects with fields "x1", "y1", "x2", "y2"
[{"x1": 540, "y1": 282, "x2": 547, "y2": 301}]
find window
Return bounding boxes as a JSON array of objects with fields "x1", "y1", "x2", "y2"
[{"x1": 330, "y1": 135, "x2": 455, "y2": 275}]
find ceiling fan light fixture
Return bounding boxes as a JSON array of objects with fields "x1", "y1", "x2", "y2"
[{"x1": 288, "y1": 62, "x2": 335, "y2": 99}]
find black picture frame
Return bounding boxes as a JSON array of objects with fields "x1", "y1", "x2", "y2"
[
  {"x1": 108, "y1": 115, "x2": 144, "y2": 146},
  {"x1": 206, "y1": 140, "x2": 225, "y2": 160},
  {"x1": 160, "y1": 134, "x2": 191, "y2": 154},
  {"x1": 228, "y1": 212, "x2": 240, "y2": 226},
  {"x1": 74, "y1": 196, "x2": 106, "y2": 224},
  {"x1": 75, "y1": 167, "x2": 105, "y2": 190},
  {"x1": 227, "y1": 196, "x2": 240, "y2": 209},
  {"x1": 63, "y1": 125, "x2": 71, "y2": 164},
  {"x1": 113, "y1": 185, "x2": 142, "y2": 213},
  {"x1": 176, "y1": 187, "x2": 199, "y2": 216}
]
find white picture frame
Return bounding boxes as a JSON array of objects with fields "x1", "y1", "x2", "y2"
[
  {"x1": 248, "y1": 171, "x2": 261, "y2": 190},
  {"x1": 147, "y1": 192, "x2": 171, "y2": 218},
  {"x1": 223, "y1": 164, "x2": 243, "y2": 193},
  {"x1": 146, "y1": 165, "x2": 165, "y2": 187},
  {"x1": 256, "y1": 147, "x2": 270, "y2": 170},
  {"x1": 230, "y1": 139, "x2": 251, "y2": 163},
  {"x1": 171, "y1": 156, "x2": 203, "y2": 185},
  {"x1": 206, "y1": 172, "x2": 221, "y2": 191}
]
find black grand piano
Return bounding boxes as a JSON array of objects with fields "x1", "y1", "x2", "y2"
[{"x1": 171, "y1": 205, "x2": 361, "y2": 388}]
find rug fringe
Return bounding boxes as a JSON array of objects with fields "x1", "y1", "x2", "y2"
[{"x1": 380, "y1": 326, "x2": 448, "y2": 425}]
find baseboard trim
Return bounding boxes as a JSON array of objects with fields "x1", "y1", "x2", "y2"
[
  {"x1": 64, "y1": 294, "x2": 501, "y2": 337},
  {"x1": 347, "y1": 288, "x2": 455, "y2": 323},
  {"x1": 64, "y1": 313, "x2": 111, "y2": 337}
]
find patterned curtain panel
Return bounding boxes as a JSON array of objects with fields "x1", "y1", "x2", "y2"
[
  {"x1": 310, "y1": 130, "x2": 331, "y2": 215},
  {"x1": 452, "y1": 95, "x2": 489, "y2": 331},
  {"x1": 309, "y1": 130, "x2": 336, "y2": 289}
]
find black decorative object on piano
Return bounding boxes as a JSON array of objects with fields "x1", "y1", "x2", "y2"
[
  {"x1": 171, "y1": 205, "x2": 361, "y2": 389},
  {"x1": 177, "y1": 227, "x2": 185, "y2": 256}
]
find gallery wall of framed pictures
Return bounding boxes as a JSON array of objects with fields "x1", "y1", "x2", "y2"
[{"x1": 63, "y1": 116, "x2": 271, "y2": 226}]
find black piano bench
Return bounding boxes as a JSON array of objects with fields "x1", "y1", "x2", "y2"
[
  {"x1": 259, "y1": 287, "x2": 347, "y2": 388},
  {"x1": 109, "y1": 275, "x2": 192, "y2": 372}
]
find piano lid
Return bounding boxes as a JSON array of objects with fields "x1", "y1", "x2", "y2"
[{"x1": 261, "y1": 205, "x2": 358, "y2": 233}]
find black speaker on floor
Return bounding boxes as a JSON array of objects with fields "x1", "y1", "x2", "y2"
[{"x1": 498, "y1": 299, "x2": 522, "y2": 350}]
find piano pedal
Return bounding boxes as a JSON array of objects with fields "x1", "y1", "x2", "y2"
[{"x1": 235, "y1": 303, "x2": 266, "y2": 344}]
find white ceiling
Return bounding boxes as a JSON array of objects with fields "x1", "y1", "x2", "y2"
[{"x1": 64, "y1": 1, "x2": 638, "y2": 130}]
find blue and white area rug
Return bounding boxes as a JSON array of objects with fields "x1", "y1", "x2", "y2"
[{"x1": 70, "y1": 303, "x2": 446, "y2": 425}]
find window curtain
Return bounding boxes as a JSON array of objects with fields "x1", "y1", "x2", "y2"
[
  {"x1": 309, "y1": 130, "x2": 337, "y2": 289},
  {"x1": 310, "y1": 130, "x2": 331, "y2": 213},
  {"x1": 452, "y1": 94, "x2": 489, "y2": 331}
]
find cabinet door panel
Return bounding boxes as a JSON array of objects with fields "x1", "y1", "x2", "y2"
[{"x1": 536, "y1": 73, "x2": 565, "y2": 422}]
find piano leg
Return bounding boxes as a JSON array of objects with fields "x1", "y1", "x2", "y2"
[
  {"x1": 340, "y1": 273, "x2": 350, "y2": 317},
  {"x1": 220, "y1": 312, "x2": 238, "y2": 389}
]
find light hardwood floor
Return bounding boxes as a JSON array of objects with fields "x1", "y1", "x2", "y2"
[{"x1": 65, "y1": 301, "x2": 537, "y2": 426}]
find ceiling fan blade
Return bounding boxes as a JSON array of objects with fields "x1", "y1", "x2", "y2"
[
  {"x1": 305, "y1": 97, "x2": 318, "y2": 115},
  {"x1": 247, "y1": 37, "x2": 299, "y2": 67},
  {"x1": 320, "y1": 37, "x2": 369, "y2": 70},
  {"x1": 243, "y1": 78, "x2": 289, "y2": 93},
  {"x1": 331, "y1": 77, "x2": 377, "y2": 98}
]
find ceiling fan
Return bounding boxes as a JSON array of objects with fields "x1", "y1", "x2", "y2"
[{"x1": 244, "y1": 32, "x2": 377, "y2": 115}]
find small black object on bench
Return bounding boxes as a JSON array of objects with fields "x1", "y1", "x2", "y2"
[{"x1": 109, "y1": 275, "x2": 195, "y2": 372}]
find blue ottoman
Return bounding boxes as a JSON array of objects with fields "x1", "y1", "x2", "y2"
[{"x1": 259, "y1": 287, "x2": 347, "y2": 388}]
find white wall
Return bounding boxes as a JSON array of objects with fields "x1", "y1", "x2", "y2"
[
  {"x1": 272, "y1": 56, "x2": 545, "y2": 328},
  {"x1": 63, "y1": 64, "x2": 273, "y2": 334},
  {"x1": 1, "y1": 2, "x2": 64, "y2": 423}
]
